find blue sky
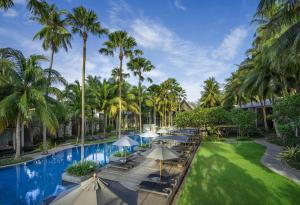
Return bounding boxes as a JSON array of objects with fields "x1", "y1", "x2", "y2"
[{"x1": 0, "y1": 0, "x2": 259, "y2": 101}]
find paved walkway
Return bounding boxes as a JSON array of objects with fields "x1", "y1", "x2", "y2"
[{"x1": 255, "y1": 138, "x2": 300, "y2": 185}]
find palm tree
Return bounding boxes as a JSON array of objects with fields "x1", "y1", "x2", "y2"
[
  {"x1": 32, "y1": 2, "x2": 71, "y2": 154},
  {"x1": 146, "y1": 84, "x2": 161, "y2": 126},
  {"x1": 127, "y1": 56, "x2": 154, "y2": 133},
  {"x1": 199, "y1": 77, "x2": 222, "y2": 108},
  {"x1": 64, "y1": 81, "x2": 82, "y2": 143},
  {"x1": 67, "y1": 6, "x2": 108, "y2": 162},
  {"x1": 0, "y1": 48, "x2": 59, "y2": 159},
  {"x1": 99, "y1": 31, "x2": 137, "y2": 138},
  {"x1": 0, "y1": 0, "x2": 13, "y2": 10}
]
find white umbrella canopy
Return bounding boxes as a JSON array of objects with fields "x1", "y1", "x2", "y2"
[
  {"x1": 51, "y1": 175, "x2": 126, "y2": 205},
  {"x1": 157, "y1": 128, "x2": 169, "y2": 134},
  {"x1": 140, "y1": 131, "x2": 159, "y2": 138},
  {"x1": 112, "y1": 136, "x2": 139, "y2": 147}
]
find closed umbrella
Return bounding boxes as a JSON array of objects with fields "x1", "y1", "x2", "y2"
[
  {"x1": 112, "y1": 136, "x2": 139, "y2": 162},
  {"x1": 51, "y1": 174, "x2": 126, "y2": 205},
  {"x1": 146, "y1": 145, "x2": 179, "y2": 179}
]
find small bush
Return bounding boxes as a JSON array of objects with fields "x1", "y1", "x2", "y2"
[
  {"x1": 139, "y1": 144, "x2": 151, "y2": 148},
  {"x1": 113, "y1": 151, "x2": 131, "y2": 157},
  {"x1": 280, "y1": 146, "x2": 300, "y2": 161},
  {"x1": 67, "y1": 161, "x2": 97, "y2": 176}
]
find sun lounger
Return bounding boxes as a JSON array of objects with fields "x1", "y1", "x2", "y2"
[
  {"x1": 108, "y1": 160, "x2": 135, "y2": 170},
  {"x1": 147, "y1": 173, "x2": 179, "y2": 185},
  {"x1": 138, "y1": 181, "x2": 173, "y2": 197}
]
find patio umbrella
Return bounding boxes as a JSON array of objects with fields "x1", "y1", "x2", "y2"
[
  {"x1": 51, "y1": 174, "x2": 126, "y2": 205},
  {"x1": 146, "y1": 145, "x2": 180, "y2": 179},
  {"x1": 157, "y1": 128, "x2": 169, "y2": 135},
  {"x1": 112, "y1": 136, "x2": 139, "y2": 162},
  {"x1": 139, "y1": 131, "x2": 159, "y2": 145}
]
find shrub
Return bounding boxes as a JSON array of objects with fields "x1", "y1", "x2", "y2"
[
  {"x1": 66, "y1": 161, "x2": 97, "y2": 176},
  {"x1": 231, "y1": 109, "x2": 258, "y2": 137},
  {"x1": 113, "y1": 151, "x2": 131, "y2": 157},
  {"x1": 280, "y1": 146, "x2": 300, "y2": 161}
]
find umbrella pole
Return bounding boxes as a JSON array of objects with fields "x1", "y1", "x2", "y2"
[{"x1": 160, "y1": 160, "x2": 162, "y2": 181}]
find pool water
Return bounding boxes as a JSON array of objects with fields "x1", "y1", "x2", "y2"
[{"x1": 0, "y1": 135, "x2": 147, "y2": 205}]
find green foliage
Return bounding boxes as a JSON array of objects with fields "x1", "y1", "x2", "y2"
[
  {"x1": 66, "y1": 161, "x2": 97, "y2": 176},
  {"x1": 113, "y1": 151, "x2": 131, "y2": 157},
  {"x1": 273, "y1": 94, "x2": 300, "y2": 140},
  {"x1": 280, "y1": 146, "x2": 300, "y2": 161},
  {"x1": 231, "y1": 109, "x2": 258, "y2": 137}
]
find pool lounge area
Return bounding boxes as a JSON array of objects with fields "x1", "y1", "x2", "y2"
[{"x1": 0, "y1": 135, "x2": 147, "y2": 205}]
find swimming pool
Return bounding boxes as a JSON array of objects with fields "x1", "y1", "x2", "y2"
[{"x1": 0, "y1": 135, "x2": 147, "y2": 205}]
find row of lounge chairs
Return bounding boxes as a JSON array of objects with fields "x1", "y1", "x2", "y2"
[{"x1": 137, "y1": 141, "x2": 197, "y2": 199}]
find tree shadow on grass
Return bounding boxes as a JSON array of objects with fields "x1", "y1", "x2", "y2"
[{"x1": 178, "y1": 152, "x2": 298, "y2": 205}]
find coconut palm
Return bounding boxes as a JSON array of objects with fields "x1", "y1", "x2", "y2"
[
  {"x1": 99, "y1": 31, "x2": 137, "y2": 138},
  {"x1": 32, "y1": 2, "x2": 71, "y2": 154},
  {"x1": 0, "y1": 48, "x2": 59, "y2": 159},
  {"x1": 127, "y1": 56, "x2": 154, "y2": 132},
  {"x1": 67, "y1": 6, "x2": 108, "y2": 162},
  {"x1": 199, "y1": 77, "x2": 222, "y2": 108},
  {"x1": 0, "y1": 0, "x2": 13, "y2": 10}
]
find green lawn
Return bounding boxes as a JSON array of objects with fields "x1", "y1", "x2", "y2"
[{"x1": 178, "y1": 141, "x2": 300, "y2": 205}]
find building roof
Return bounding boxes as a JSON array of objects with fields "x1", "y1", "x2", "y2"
[{"x1": 239, "y1": 99, "x2": 272, "y2": 109}]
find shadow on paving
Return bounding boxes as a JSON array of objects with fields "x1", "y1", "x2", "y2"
[
  {"x1": 104, "y1": 179, "x2": 137, "y2": 205},
  {"x1": 177, "y1": 142, "x2": 300, "y2": 205}
]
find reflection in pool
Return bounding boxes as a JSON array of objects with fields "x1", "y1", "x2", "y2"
[{"x1": 0, "y1": 135, "x2": 147, "y2": 205}]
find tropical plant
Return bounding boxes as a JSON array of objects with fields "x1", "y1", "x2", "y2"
[
  {"x1": 32, "y1": 1, "x2": 71, "y2": 153},
  {"x1": 99, "y1": 31, "x2": 137, "y2": 138},
  {"x1": 127, "y1": 56, "x2": 154, "y2": 132},
  {"x1": 67, "y1": 160, "x2": 97, "y2": 176},
  {"x1": 199, "y1": 77, "x2": 222, "y2": 108},
  {"x1": 0, "y1": 48, "x2": 59, "y2": 159},
  {"x1": 67, "y1": 6, "x2": 108, "y2": 162}
]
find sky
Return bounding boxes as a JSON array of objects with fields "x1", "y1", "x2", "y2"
[{"x1": 0, "y1": 0, "x2": 259, "y2": 102}]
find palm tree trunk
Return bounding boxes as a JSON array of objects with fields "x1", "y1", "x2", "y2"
[
  {"x1": 260, "y1": 99, "x2": 269, "y2": 131},
  {"x1": 91, "y1": 115, "x2": 94, "y2": 138},
  {"x1": 81, "y1": 36, "x2": 87, "y2": 162},
  {"x1": 15, "y1": 112, "x2": 21, "y2": 159},
  {"x1": 42, "y1": 48, "x2": 55, "y2": 154},
  {"x1": 118, "y1": 51, "x2": 123, "y2": 138},
  {"x1": 138, "y1": 78, "x2": 142, "y2": 133},
  {"x1": 103, "y1": 111, "x2": 107, "y2": 137},
  {"x1": 153, "y1": 105, "x2": 156, "y2": 126}
]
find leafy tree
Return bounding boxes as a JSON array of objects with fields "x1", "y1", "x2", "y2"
[
  {"x1": 199, "y1": 77, "x2": 222, "y2": 108},
  {"x1": 0, "y1": 48, "x2": 59, "y2": 159}
]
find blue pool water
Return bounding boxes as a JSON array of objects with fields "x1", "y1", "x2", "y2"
[{"x1": 0, "y1": 135, "x2": 147, "y2": 205}]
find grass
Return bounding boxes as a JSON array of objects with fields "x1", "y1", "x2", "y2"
[
  {"x1": 0, "y1": 156, "x2": 32, "y2": 167},
  {"x1": 178, "y1": 141, "x2": 300, "y2": 205}
]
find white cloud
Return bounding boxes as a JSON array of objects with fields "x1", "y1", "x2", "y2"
[
  {"x1": 174, "y1": 0, "x2": 186, "y2": 11},
  {"x1": 14, "y1": 0, "x2": 26, "y2": 5},
  {"x1": 1, "y1": 8, "x2": 18, "y2": 18},
  {"x1": 213, "y1": 27, "x2": 248, "y2": 60},
  {"x1": 130, "y1": 18, "x2": 248, "y2": 101}
]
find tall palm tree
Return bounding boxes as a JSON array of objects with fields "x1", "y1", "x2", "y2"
[
  {"x1": 99, "y1": 31, "x2": 137, "y2": 138},
  {"x1": 127, "y1": 56, "x2": 154, "y2": 133},
  {"x1": 199, "y1": 77, "x2": 222, "y2": 108},
  {"x1": 67, "y1": 6, "x2": 108, "y2": 162},
  {"x1": 0, "y1": 48, "x2": 59, "y2": 159},
  {"x1": 32, "y1": 2, "x2": 71, "y2": 154}
]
